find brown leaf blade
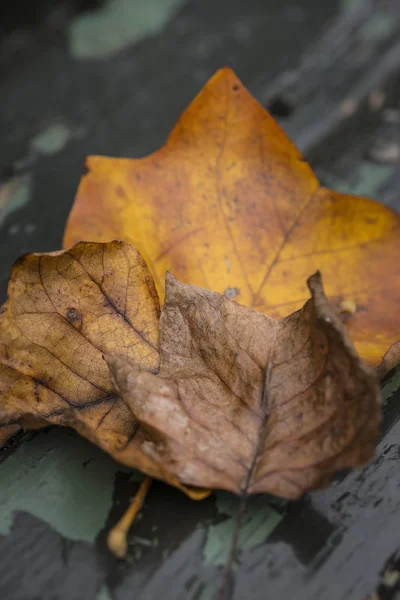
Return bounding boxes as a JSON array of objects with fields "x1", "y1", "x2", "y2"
[
  {"x1": 0, "y1": 241, "x2": 211, "y2": 498},
  {"x1": 0, "y1": 241, "x2": 160, "y2": 455},
  {"x1": 108, "y1": 271, "x2": 381, "y2": 499}
]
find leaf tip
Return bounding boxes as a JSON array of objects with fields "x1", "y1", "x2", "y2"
[
  {"x1": 165, "y1": 271, "x2": 178, "y2": 292},
  {"x1": 204, "y1": 66, "x2": 244, "y2": 96},
  {"x1": 306, "y1": 270, "x2": 323, "y2": 296},
  {"x1": 210, "y1": 65, "x2": 237, "y2": 80}
]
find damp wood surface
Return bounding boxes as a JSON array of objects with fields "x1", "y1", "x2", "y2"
[{"x1": 0, "y1": 1, "x2": 400, "y2": 599}]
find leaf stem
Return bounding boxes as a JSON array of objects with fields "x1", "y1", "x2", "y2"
[{"x1": 107, "y1": 476, "x2": 152, "y2": 558}]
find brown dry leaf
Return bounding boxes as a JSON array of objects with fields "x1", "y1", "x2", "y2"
[
  {"x1": 0, "y1": 238, "x2": 381, "y2": 503},
  {"x1": 108, "y1": 271, "x2": 381, "y2": 499},
  {"x1": 0, "y1": 241, "x2": 209, "y2": 498},
  {"x1": 0, "y1": 242, "x2": 157, "y2": 461},
  {"x1": 64, "y1": 67, "x2": 400, "y2": 370}
]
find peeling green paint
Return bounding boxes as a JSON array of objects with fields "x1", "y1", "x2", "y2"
[
  {"x1": 203, "y1": 492, "x2": 282, "y2": 567},
  {"x1": 0, "y1": 428, "x2": 129, "y2": 542},
  {"x1": 341, "y1": 0, "x2": 396, "y2": 42},
  {"x1": 340, "y1": 0, "x2": 364, "y2": 13},
  {"x1": 361, "y1": 11, "x2": 396, "y2": 43},
  {"x1": 214, "y1": 490, "x2": 239, "y2": 517},
  {"x1": 96, "y1": 583, "x2": 113, "y2": 600},
  {"x1": 132, "y1": 534, "x2": 158, "y2": 547},
  {"x1": 0, "y1": 174, "x2": 31, "y2": 226},
  {"x1": 69, "y1": 0, "x2": 187, "y2": 59},
  {"x1": 332, "y1": 162, "x2": 394, "y2": 198},
  {"x1": 31, "y1": 124, "x2": 74, "y2": 156}
]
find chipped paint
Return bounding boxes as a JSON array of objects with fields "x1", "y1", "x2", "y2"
[
  {"x1": 132, "y1": 535, "x2": 158, "y2": 547},
  {"x1": 332, "y1": 162, "x2": 394, "y2": 198},
  {"x1": 340, "y1": 0, "x2": 364, "y2": 12},
  {"x1": 203, "y1": 492, "x2": 282, "y2": 567},
  {"x1": 361, "y1": 11, "x2": 397, "y2": 43},
  {"x1": 69, "y1": 0, "x2": 187, "y2": 59},
  {"x1": 30, "y1": 124, "x2": 74, "y2": 156},
  {"x1": 341, "y1": 0, "x2": 397, "y2": 42},
  {"x1": 96, "y1": 583, "x2": 113, "y2": 600},
  {"x1": 0, "y1": 428, "x2": 129, "y2": 542},
  {"x1": 0, "y1": 174, "x2": 31, "y2": 227}
]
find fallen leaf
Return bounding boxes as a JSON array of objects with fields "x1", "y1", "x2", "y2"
[
  {"x1": 0, "y1": 239, "x2": 380, "y2": 499},
  {"x1": 0, "y1": 241, "x2": 210, "y2": 498},
  {"x1": 108, "y1": 271, "x2": 381, "y2": 499},
  {"x1": 0, "y1": 241, "x2": 159, "y2": 461},
  {"x1": 64, "y1": 67, "x2": 400, "y2": 369}
]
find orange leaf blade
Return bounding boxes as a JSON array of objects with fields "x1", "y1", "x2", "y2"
[{"x1": 64, "y1": 68, "x2": 400, "y2": 368}]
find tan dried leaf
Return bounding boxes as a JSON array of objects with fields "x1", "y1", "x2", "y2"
[
  {"x1": 0, "y1": 241, "x2": 159, "y2": 458},
  {"x1": 108, "y1": 272, "x2": 381, "y2": 499}
]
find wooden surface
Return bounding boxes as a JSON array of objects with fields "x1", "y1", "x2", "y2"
[{"x1": 0, "y1": 1, "x2": 400, "y2": 599}]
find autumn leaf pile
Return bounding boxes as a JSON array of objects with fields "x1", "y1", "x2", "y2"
[{"x1": 1, "y1": 68, "x2": 399, "y2": 501}]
